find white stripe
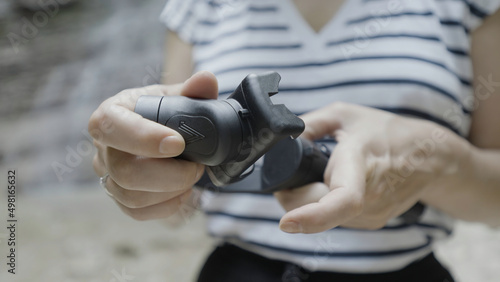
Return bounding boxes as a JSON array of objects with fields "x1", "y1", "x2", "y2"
[
  {"x1": 197, "y1": 39, "x2": 472, "y2": 81},
  {"x1": 201, "y1": 191, "x2": 286, "y2": 218},
  {"x1": 228, "y1": 238, "x2": 432, "y2": 273}
]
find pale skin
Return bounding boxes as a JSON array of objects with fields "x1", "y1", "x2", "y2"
[{"x1": 89, "y1": 1, "x2": 500, "y2": 233}]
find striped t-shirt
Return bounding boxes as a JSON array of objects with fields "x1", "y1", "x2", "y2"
[{"x1": 160, "y1": 0, "x2": 500, "y2": 273}]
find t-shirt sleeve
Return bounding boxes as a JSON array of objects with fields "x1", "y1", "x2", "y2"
[
  {"x1": 159, "y1": 0, "x2": 206, "y2": 44},
  {"x1": 463, "y1": 0, "x2": 500, "y2": 31}
]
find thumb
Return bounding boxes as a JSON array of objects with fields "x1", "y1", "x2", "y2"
[
  {"x1": 300, "y1": 104, "x2": 343, "y2": 140},
  {"x1": 181, "y1": 71, "x2": 219, "y2": 100},
  {"x1": 279, "y1": 142, "x2": 367, "y2": 233}
]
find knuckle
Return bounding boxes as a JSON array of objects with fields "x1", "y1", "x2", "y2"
[
  {"x1": 89, "y1": 107, "x2": 115, "y2": 139},
  {"x1": 99, "y1": 106, "x2": 117, "y2": 134},
  {"x1": 116, "y1": 88, "x2": 135, "y2": 99},
  {"x1": 93, "y1": 141, "x2": 106, "y2": 159},
  {"x1": 92, "y1": 155, "x2": 101, "y2": 175},
  {"x1": 88, "y1": 110, "x2": 104, "y2": 140},
  {"x1": 116, "y1": 88, "x2": 143, "y2": 105},
  {"x1": 116, "y1": 89, "x2": 133, "y2": 97}
]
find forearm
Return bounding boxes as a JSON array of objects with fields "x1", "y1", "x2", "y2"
[
  {"x1": 420, "y1": 136, "x2": 500, "y2": 227},
  {"x1": 421, "y1": 10, "x2": 500, "y2": 227}
]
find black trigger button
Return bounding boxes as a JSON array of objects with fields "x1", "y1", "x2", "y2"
[{"x1": 238, "y1": 109, "x2": 250, "y2": 118}]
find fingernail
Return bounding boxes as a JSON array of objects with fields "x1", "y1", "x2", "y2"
[
  {"x1": 159, "y1": 136, "x2": 184, "y2": 155},
  {"x1": 280, "y1": 221, "x2": 303, "y2": 233}
]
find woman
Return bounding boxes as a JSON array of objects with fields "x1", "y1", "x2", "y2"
[{"x1": 89, "y1": 0, "x2": 500, "y2": 281}]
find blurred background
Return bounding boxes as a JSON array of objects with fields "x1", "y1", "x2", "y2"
[{"x1": 0, "y1": 0, "x2": 499, "y2": 281}]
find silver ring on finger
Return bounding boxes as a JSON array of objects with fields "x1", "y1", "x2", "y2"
[{"x1": 99, "y1": 173, "x2": 113, "y2": 197}]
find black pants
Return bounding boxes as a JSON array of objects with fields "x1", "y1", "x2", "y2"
[{"x1": 197, "y1": 243, "x2": 454, "y2": 282}]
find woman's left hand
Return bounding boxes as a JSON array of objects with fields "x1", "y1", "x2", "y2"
[{"x1": 274, "y1": 102, "x2": 467, "y2": 233}]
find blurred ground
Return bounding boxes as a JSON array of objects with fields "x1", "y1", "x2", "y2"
[
  {"x1": 0, "y1": 0, "x2": 499, "y2": 281},
  {"x1": 0, "y1": 188, "x2": 215, "y2": 282}
]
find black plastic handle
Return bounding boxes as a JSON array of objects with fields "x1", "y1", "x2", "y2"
[
  {"x1": 135, "y1": 95, "x2": 247, "y2": 166},
  {"x1": 196, "y1": 137, "x2": 331, "y2": 193},
  {"x1": 261, "y1": 137, "x2": 330, "y2": 192}
]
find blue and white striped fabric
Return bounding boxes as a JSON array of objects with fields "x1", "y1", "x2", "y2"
[{"x1": 160, "y1": 0, "x2": 500, "y2": 273}]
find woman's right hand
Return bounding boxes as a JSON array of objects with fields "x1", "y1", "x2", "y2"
[{"x1": 88, "y1": 71, "x2": 218, "y2": 220}]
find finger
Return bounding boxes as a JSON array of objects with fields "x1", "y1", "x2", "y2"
[
  {"x1": 93, "y1": 140, "x2": 106, "y2": 170},
  {"x1": 92, "y1": 140, "x2": 108, "y2": 178},
  {"x1": 181, "y1": 71, "x2": 219, "y2": 99},
  {"x1": 112, "y1": 78, "x2": 206, "y2": 110},
  {"x1": 274, "y1": 182, "x2": 329, "y2": 212},
  {"x1": 89, "y1": 101, "x2": 186, "y2": 158},
  {"x1": 113, "y1": 83, "x2": 186, "y2": 112},
  {"x1": 299, "y1": 103, "x2": 344, "y2": 141},
  {"x1": 134, "y1": 71, "x2": 218, "y2": 100},
  {"x1": 115, "y1": 189, "x2": 193, "y2": 221},
  {"x1": 93, "y1": 153, "x2": 106, "y2": 177},
  {"x1": 105, "y1": 147, "x2": 204, "y2": 192},
  {"x1": 280, "y1": 143, "x2": 366, "y2": 233},
  {"x1": 95, "y1": 151, "x2": 191, "y2": 206},
  {"x1": 105, "y1": 178, "x2": 189, "y2": 208},
  {"x1": 93, "y1": 153, "x2": 115, "y2": 198},
  {"x1": 88, "y1": 72, "x2": 219, "y2": 158}
]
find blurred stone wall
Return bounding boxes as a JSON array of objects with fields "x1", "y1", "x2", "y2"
[{"x1": 0, "y1": 0, "x2": 168, "y2": 193}]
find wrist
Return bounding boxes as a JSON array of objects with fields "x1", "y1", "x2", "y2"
[
  {"x1": 436, "y1": 127, "x2": 472, "y2": 177},
  {"x1": 419, "y1": 124, "x2": 473, "y2": 202}
]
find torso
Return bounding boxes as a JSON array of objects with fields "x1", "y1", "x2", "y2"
[{"x1": 160, "y1": 0, "x2": 496, "y2": 273}]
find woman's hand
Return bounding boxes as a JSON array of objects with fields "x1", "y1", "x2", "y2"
[
  {"x1": 88, "y1": 71, "x2": 218, "y2": 221},
  {"x1": 275, "y1": 102, "x2": 470, "y2": 233}
]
